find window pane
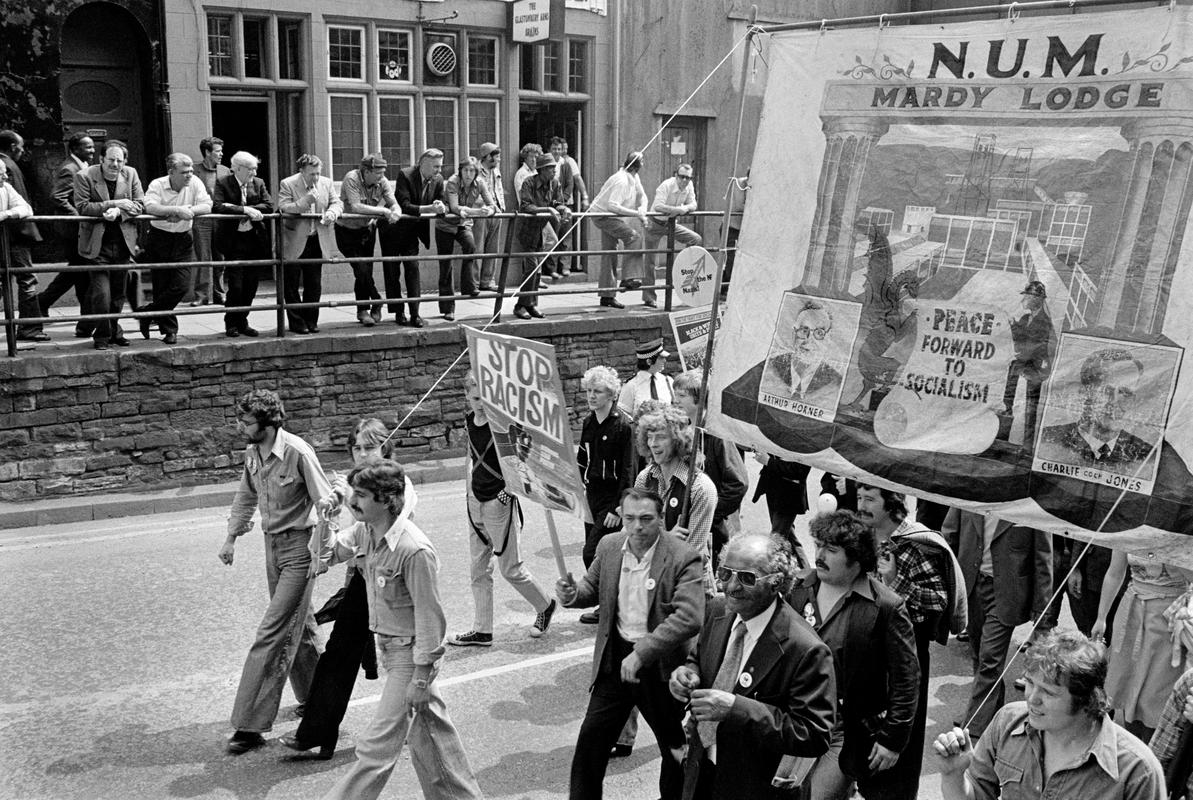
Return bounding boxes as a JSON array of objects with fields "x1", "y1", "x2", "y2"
[
  {"x1": 279, "y1": 19, "x2": 303, "y2": 80},
  {"x1": 520, "y1": 44, "x2": 537, "y2": 90},
  {"x1": 329, "y1": 27, "x2": 362, "y2": 80},
  {"x1": 379, "y1": 97, "x2": 413, "y2": 167},
  {"x1": 543, "y1": 42, "x2": 561, "y2": 92},
  {"x1": 568, "y1": 40, "x2": 588, "y2": 93},
  {"x1": 330, "y1": 96, "x2": 366, "y2": 180},
  {"x1": 243, "y1": 18, "x2": 266, "y2": 78},
  {"x1": 468, "y1": 36, "x2": 497, "y2": 86},
  {"x1": 425, "y1": 98, "x2": 457, "y2": 173},
  {"x1": 207, "y1": 15, "x2": 232, "y2": 77},
  {"x1": 378, "y1": 30, "x2": 411, "y2": 82},
  {"x1": 468, "y1": 101, "x2": 497, "y2": 159}
]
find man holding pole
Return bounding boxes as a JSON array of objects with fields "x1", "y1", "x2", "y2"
[{"x1": 449, "y1": 372, "x2": 556, "y2": 646}]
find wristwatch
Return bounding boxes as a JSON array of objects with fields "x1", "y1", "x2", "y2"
[{"x1": 413, "y1": 677, "x2": 429, "y2": 690}]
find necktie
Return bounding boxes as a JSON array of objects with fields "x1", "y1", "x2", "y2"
[
  {"x1": 698, "y1": 620, "x2": 747, "y2": 748},
  {"x1": 649, "y1": 375, "x2": 659, "y2": 401},
  {"x1": 421, "y1": 177, "x2": 433, "y2": 204},
  {"x1": 241, "y1": 182, "x2": 248, "y2": 205},
  {"x1": 1097, "y1": 443, "x2": 1111, "y2": 460}
]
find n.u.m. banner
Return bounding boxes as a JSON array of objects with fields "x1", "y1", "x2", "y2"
[
  {"x1": 709, "y1": 7, "x2": 1193, "y2": 566},
  {"x1": 466, "y1": 327, "x2": 590, "y2": 522}
]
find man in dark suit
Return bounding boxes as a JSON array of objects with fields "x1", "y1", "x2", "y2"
[
  {"x1": 944, "y1": 508, "x2": 1051, "y2": 739},
  {"x1": 0, "y1": 129, "x2": 48, "y2": 342},
  {"x1": 214, "y1": 151, "x2": 271, "y2": 337},
  {"x1": 381, "y1": 148, "x2": 447, "y2": 327},
  {"x1": 671, "y1": 532, "x2": 835, "y2": 800},
  {"x1": 787, "y1": 512, "x2": 919, "y2": 800},
  {"x1": 762, "y1": 300, "x2": 844, "y2": 409},
  {"x1": 38, "y1": 132, "x2": 95, "y2": 338},
  {"x1": 556, "y1": 486, "x2": 705, "y2": 800},
  {"x1": 74, "y1": 139, "x2": 143, "y2": 350},
  {"x1": 1002, "y1": 280, "x2": 1055, "y2": 444}
]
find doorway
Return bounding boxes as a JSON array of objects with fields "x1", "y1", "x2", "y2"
[
  {"x1": 657, "y1": 116, "x2": 707, "y2": 238},
  {"x1": 519, "y1": 101, "x2": 584, "y2": 169},
  {"x1": 211, "y1": 98, "x2": 274, "y2": 189}
]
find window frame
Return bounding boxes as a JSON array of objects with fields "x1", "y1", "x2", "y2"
[
  {"x1": 422, "y1": 96, "x2": 460, "y2": 174},
  {"x1": 207, "y1": 12, "x2": 235, "y2": 78},
  {"x1": 327, "y1": 93, "x2": 370, "y2": 181},
  {"x1": 376, "y1": 27, "x2": 414, "y2": 84},
  {"x1": 377, "y1": 94, "x2": 416, "y2": 170},
  {"x1": 466, "y1": 34, "x2": 500, "y2": 88},
  {"x1": 326, "y1": 23, "x2": 367, "y2": 83},
  {"x1": 466, "y1": 98, "x2": 500, "y2": 160}
]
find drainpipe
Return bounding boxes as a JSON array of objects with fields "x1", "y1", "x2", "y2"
[{"x1": 610, "y1": 0, "x2": 621, "y2": 166}]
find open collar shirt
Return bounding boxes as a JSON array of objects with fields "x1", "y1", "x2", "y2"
[
  {"x1": 616, "y1": 536, "x2": 659, "y2": 643},
  {"x1": 338, "y1": 168, "x2": 397, "y2": 229},
  {"x1": 145, "y1": 174, "x2": 211, "y2": 233},
  {"x1": 227, "y1": 428, "x2": 331, "y2": 537}
]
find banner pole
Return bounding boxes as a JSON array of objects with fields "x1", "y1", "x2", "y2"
[
  {"x1": 682, "y1": 8, "x2": 759, "y2": 521},
  {"x1": 543, "y1": 510, "x2": 569, "y2": 580}
]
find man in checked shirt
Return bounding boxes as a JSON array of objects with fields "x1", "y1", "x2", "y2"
[
  {"x1": 218, "y1": 389, "x2": 331, "y2": 754},
  {"x1": 856, "y1": 483, "x2": 948, "y2": 799}
]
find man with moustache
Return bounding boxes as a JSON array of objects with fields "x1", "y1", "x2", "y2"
[
  {"x1": 219, "y1": 389, "x2": 330, "y2": 754},
  {"x1": 39, "y1": 132, "x2": 96, "y2": 337},
  {"x1": 671, "y1": 532, "x2": 835, "y2": 800},
  {"x1": 557, "y1": 487, "x2": 706, "y2": 800},
  {"x1": 786, "y1": 512, "x2": 919, "y2": 800}
]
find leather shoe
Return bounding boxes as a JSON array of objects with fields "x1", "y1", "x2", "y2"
[
  {"x1": 610, "y1": 744, "x2": 632, "y2": 759},
  {"x1": 240, "y1": 326, "x2": 259, "y2": 338},
  {"x1": 93, "y1": 341, "x2": 110, "y2": 351},
  {"x1": 138, "y1": 316, "x2": 151, "y2": 340},
  {"x1": 307, "y1": 325, "x2": 319, "y2": 334},
  {"x1": 279, "y1": 735, "x2": 334, "y2": 760},
  {"x1": 74, "y1": 327, "x2": 90, "y2": 339},
  {"x1": 408, "y1": 316, "x2": 426, "y2": 328},
  {"x1": 513, "y1": 306, "x2": 531, "y2": 320},
  {"x1": 619, "y1": 278, "x2": 643, "y2": 291},
  {"x1": 225, "y1": 328, "x2": 240, "y2": 338},
  {"x1": 394, "y1": 316, "x2": 408, "y2": 326},
  {"x1": 579, "y1": 610, "x2": 599, "y2": 624},
  {"x1": 16, "y1": 331, "x2": 50, "y2": 342},
  {"x1": 227, "y1": 731, "x2": 266, "y2": 755},
  {"x1": 111, "y1": 337, "x2": 131, "y2": 347},
  {"x1": 290, "y1": 324, "x2": 310, "y2": 335},
  {"x1": 527, "y1": 307, "x2": 545, "y2": 319},
  {"x1": 163, "y1": 333, "x2": 178, "y2": 345},
  {"x1": 643, "y1": 300, "x2": 658, "y2": 308},
  {"x1": 599, "y1": 297, "x2": 625, "y2": 309},
  {"x1": 480, "y1": 283, "x2": 499, "y2": 292},
  {"x1": 443, "y1": 313, "x2": 455, "y2": 321},
  {"x1": 468, "y1": 290, "x2": 481, "y2": 298}
]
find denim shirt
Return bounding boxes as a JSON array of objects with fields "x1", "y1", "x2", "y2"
[
  {"x1": 227, "y1": 429, "x2": 331, "y2": 537},
  {"x1": 967, "y1": 703, "x2": 1164, "y2": 800}
]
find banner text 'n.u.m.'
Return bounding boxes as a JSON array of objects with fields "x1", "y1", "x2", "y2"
[{"x1": 474, "y1": 335, "x2": 565, "y2": 444}]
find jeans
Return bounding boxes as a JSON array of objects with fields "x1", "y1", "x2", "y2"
[
  {"x1": 474, "y1": 216, "x2": 506, "y2": 288},
  {"x1": 643, "y1": 219, "x2": 702, "y2": 303},
  {"x1": 433, "y1": 226, "x2": 477, "y2": 314},
  {"x1": 466, "y1": 493, "x2": 551, "y2": 633},
  {"x1": 283, "y1": 233, "x2": 324, "y2": 329},
  {"x1": 140, "y1": 228, "x2": 194, "y2": 335},
  {"x1": 321, "y1": 636, "x2": 483, "y2": 800},
  {"x1": 335, "y1": 224, "x2": 382, "y2": 319},
  {"x1": 230, "y1": 529, "x2": 323, "y2": 733},
  {"x1": 592, "y1": 217, "x2": 645, "y2": 298},
  {"x1": 3, "y1": 243, "x2": 43, "y2": 336}
]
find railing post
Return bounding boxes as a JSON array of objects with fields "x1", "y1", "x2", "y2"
[
  {"x1": 273, "y1": 214, "x2": 286, "y2": 337},
  {"x1": 663, "y1": 217, "x2": 677, "y2": 312},
  {"x1": 1, "y1": 224, "x2": 15, "y2": 357},
  {"x1": 492, "y1": 212, "x2": 516, "y2": 321}
]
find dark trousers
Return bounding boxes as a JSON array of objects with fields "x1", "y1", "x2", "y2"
[
  {"x1": 3, "y1": 243, "x2": 43, "y2": 336},
  {"x1": 570, "y1": 635, "x2": 686, "y2": 800},
  {"x1": 85, "y1": 237, "x2": 131, "y2": 344},
  {"x1": 284, "y1": 234, "x2": 324, "y2": 329},
  {"x1": 140, "y1": 228, "x2": 193, "y2": 336},
  {"x1": 582, "y1": 481, "x2": 621, "y2": 567},
  {"x1": 223, "y1": 232, "x2": 265, "y2": 331},
  {"x1": 295, "y1": 569, "x2": 375, "y2": 746},
  {"x1": 514, "y1": 253, "x2": 543, "y2": 309},
  {"x1": 378, "y1": 226, "x2": 421, "y2": 320},
  {"x1": 334, "y1": 224, "x2": 381, "y2": 317},
  {"x1": 1038, "y1": 539, "x2": 1116, "y2": 638},
  {"x1": 39, "y1": 249, "x2": 92, "y2": 336},
  {"x1": 875, "y1": 614, "x2": 937, "y2": 799},
  {"x1": 434, "y1": 226, "x2": 477, "y2": 314},
  {"x1": 1002, "y1": 361, "x2": 1043, "y2": 444},
  {"x1": 965, "y1": 574, "x2": 1015, "y2": 738}
]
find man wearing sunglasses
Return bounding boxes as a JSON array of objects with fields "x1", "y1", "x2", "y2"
[
  {"x1": 764, "y1": 299, "x2": 843, "y2": 410},
  {"x1": 557, "y1": 487, "x2": 705, "y2": 800},
  {"x1": 670, "y1": 533, "x2": 835, "y2": 800}
]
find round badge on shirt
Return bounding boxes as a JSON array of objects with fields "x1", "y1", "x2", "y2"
[
  {"x1": 739, "y1": 672, "x2": 752, "y2": 689},
  {"x1": 377, "y1": 575, "x2": 387, "y2": 588},
  {"x1": 645, "y1": 578, "x2": 656, "y2": 591},
  {"x1": 669, "y1": 497, "x2": 679, "y2": 508}
]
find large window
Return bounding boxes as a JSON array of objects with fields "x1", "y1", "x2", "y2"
[
  {"x1": 468, "y1": 36, "x2": 498, "y2": 86},
  {"x1": 207, "y1": 14, "x2": 233, "y2": 77},
  {"x1": 329, "y1": 95, "x2": 367, "y2": 180},
  {"x1": 568, "y1": 40, "x2": 588, "y2": 93},
  {"x1": 379, "y1": 96, "x2": 414, "y2": 167},
  {"x1": 243, "y1": 17, "x2": 267, "y2": 78},
  {"x1": 378, "y1": 29, "x2": 412, "y2": 82},
  {"x1": 468, "y1": 100, "x2": 498, "y2": 159},
  {"x1": 424, "y1": 98, "x2": 458, "y2": 172},
  {"x1": 278, "y1": 19, "x2": 303, "y2": 80},
  {"x1": 543, "y1": 42, "x2": 562, "y2": 93},
  {"x1": 328, "y1": 26, "x2": 364, "y2": 80},
  {"x1": 522, "y1": 39, "x2": 590, "y2": 96}
]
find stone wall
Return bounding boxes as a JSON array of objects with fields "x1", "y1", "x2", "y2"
[{"x1": 0, "y1": 315, "x2": 673, "y2": 501}]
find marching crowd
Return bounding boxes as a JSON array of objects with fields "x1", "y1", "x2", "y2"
[
  {"x1": 214, "y1": 334, "x2": 1193, "y2": 800},
  {"x1": 0, "y1": 128, "x2": 705, "y2": 347}
]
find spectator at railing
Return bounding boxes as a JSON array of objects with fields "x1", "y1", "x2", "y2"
[
  {"x1": 644, "y1": 163, "x2": 702, "y2": 309},
  {"x1": 74, "y1": 139, "x2": 142, "y2": 350},
  {"x1": 214, "y1": 151, "x2": 271, "y2": 338},
  {"x1": 590, "y1": 151, "x2": 648, "y2": 310},
  {"x1": 38, "y1": 131, "x2": 95, "y2": 339},
  {"x1": 0, "y1": 130, "x2": 47, "y2": 342},
  {"x1": 475, "y1": 142, "x2": 506, "y2": 293},
  {"x1": 512, "y1": 153, "x2": 571, "y2": 321},
  {"x1": 277, "y1": 154, "x2": 343, "y2": 337},
  {"x1": 547, "y1": 136, "x2": 588, "y2": 278},
  {"x1": 513, "y1": 142, "x2": 542, "y2": 195},
  {"x1": 386, "y1": 148, "x2": 447, "y2": 328},
  {"x1": 191, "y1": 136, "x2": 230, "y2": 306},
  {"x1": 436, "y1": 156, "x2": 494, "y2": 321},
  {"x1": 140, "y1": 152, "x2": 213, "y2": 345},
  {"x1": 337, "y1": 153, "x2": 399, "y2": 329}
]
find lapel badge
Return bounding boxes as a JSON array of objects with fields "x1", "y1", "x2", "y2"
[
  {"x1": 645, "y1": 578, "x2": 656, "y2": 591},
  {"x1": 803, "y1": 602, "x2": 816, "y2": 626},
  {"x1": 669, "y1": 497, "x2": 679, "y2": 508},
  {"x1": 739, "y1": 671, "x2": 753, "y2": 689},
  {"x1": 377, "y1": 575, "x2": 387, "y2": 588}
]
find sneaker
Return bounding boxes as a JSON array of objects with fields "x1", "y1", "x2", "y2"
[
  {"x1": 530, "y1": 599, "x2": 557, "y2": 638},
  {"x1": 449, "y1": 630, "x2": 493, "y2": 647}
]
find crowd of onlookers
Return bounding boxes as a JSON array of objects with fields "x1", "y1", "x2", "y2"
[{"x1": 0, "y1": 127, "x2": 714, "y2": 348}]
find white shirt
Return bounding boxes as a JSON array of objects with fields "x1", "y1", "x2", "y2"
[
  {"x1": 144, "y1": 174, "x2": 211, "y2": 232},
  {"x1": 981, "y1": 513, "x2": 1000, "y2": 577},
  {"x1": 479, "y1": 164, "x2": 505, "y2": 212},
  {"x1": 616, "y1": 537, "x2": 658, "y2": 643},
  {"x1": 617, "y1": 370, "x2": 673, "y2": 416},
  {"x1": 0, "y1": 183, "x2": 32, "y2": 219},
  {"x1": 590, "y1": 169, "x2": 647, "y2": 215},
  {"x1": 514, "y1": 163, "x2": 535, "y2": 194},
  {"x1": 651, "y1": 176, "x2": 697, "y2": 216}
]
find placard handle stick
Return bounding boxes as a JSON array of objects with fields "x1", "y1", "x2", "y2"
[{"x1": 544, "y1": 510, "x2": 569, "y2": 580}]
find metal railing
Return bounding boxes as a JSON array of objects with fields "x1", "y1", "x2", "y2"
[{"x1": 0, "y1": 209, "x2": 736, "y2": 357}]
